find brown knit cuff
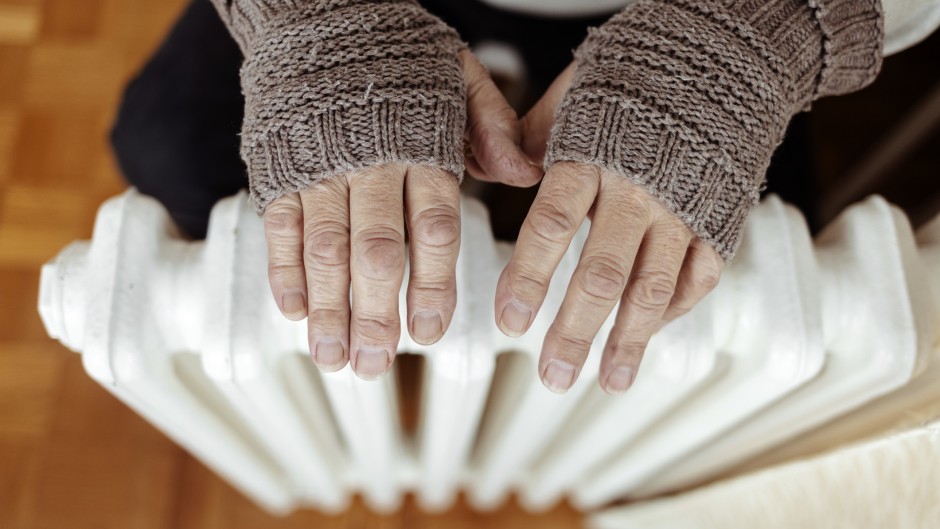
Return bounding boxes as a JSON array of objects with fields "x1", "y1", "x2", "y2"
[
  {"x1": 547, "y1": 0, "x2": 884, "y2": 260},
  {"x1": 809, "y1": 0, "x2": 884, "y2": 98},
  {"x1": 209, "y1": 0, "x2": 467, "y2": 214},
  {"x1": 548, "y1": 98, "x2": 757, "y2": 259},
  {"x1": 212, "y1": 0, "x2": 425, "y2": 55}
]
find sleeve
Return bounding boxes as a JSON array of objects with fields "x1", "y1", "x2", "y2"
[
  {"x1": 207, "y1": 0, "x2": 467, "y2": 214},
  {"x1": 545, "y1": 0, "x2": 884, "y2": 261}
]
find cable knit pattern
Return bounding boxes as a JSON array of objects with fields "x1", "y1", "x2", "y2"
[
  {"x1": 208, "y1": 0, "x2": 467, "y2": 214},
  {"x1": 546, "y1": 0, "x2": 883, "y2": 260}
]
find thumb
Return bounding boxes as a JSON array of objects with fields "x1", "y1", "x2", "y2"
[
  {"x1": 461, "y1": 50, "x2": 542, "y2": 187},
  {"x1": 521, "y1": 63, "x2": 576, "y2": 167}
]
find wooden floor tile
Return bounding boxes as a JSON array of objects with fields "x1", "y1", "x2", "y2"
[
  {"x1": 0, "y1": 108, "x2": 17, "y2": 183},
  {"x1": 0, "y1": 268, "x2": 45, "y2": 341},
  {"x1": 21, "y1": 43, "x2": 123, "y2": 110},
  {"x1": 0, "y1": 440, "x2": 41, "y2": 529},
  {"x1": 0, "y1": 45, "x2": 28, "y2": 104},
  {"x1": 0, "y1": 341, "x2": 67, "y2": 438},
  {"x1": 0, "y1": 188, "x2": 99, "y2": 267},
  {"x1": 37, "y1": 0, "x2": 104, "y2": 42},
  {"x1": 0, "y1": 3, "x2": 38, "y2": 45},
  {"x1": 22, "y1": 355, "x2": 180, "y2": 529}
]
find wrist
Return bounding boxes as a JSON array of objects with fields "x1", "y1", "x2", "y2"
[
  {"x1": 209, "y1": 0, "x2": 467, "y2": 214},
  {"x1": 546, "y1": 0, "x2": 884, "y2": 260}
]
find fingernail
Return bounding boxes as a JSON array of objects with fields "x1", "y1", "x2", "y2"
[
  {"x1": 499, "y1": 300, "x2": 531, "y2": 337},
  {"x1": 541, "y1": 359, "x2": 576, "y2": 394},
  {"x1": 354, "y1": 346, "x2": 390, "y2": 380},
  {"x1": 313, "y1": 337, "x2": 345, "y2": 371},
  {"x1": 412, "y1": 310, "x2": 443, "y2": 345},
  {"x1": 604, "y1": 366, "x2": 635, "y2": 394},
  {"x1": 282, "y1": 291, "x2": 306, "y2": 317}
]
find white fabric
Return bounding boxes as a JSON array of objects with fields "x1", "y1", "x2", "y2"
[
  {"x1": 480, "y1": 0, "x2": 940, "y2": 56},
  {"x1": 882, "y1": 0, "x2": 940, "y2": 54},
  {"x1": 588, "y1": 423, "x2": 940, "y2": 529}
]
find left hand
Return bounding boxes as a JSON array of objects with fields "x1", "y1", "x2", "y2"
[
  {"x1": 262, "y1": 51, "x2": 540, "y2": 380},
  {"x1": 496, "y1": 65, "x2": 726, "y2": 394}
]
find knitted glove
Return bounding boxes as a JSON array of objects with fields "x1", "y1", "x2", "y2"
[
  {"x1": 208, "y1": 0, "x2": 467, "y2": 214},
  {"x1": 546, "y1": 0, "x2": 884, "y2": 260}
]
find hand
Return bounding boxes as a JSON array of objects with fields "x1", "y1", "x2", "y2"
[
  {"x1": 496, "y1": 65, "x2": 725, "y2": 394},
  {"x1": 263, "y1": 50, "x2": 540, "y2": 380}
]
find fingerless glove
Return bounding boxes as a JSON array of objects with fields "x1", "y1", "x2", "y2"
[
  {"x1": 209, "y1": 0, "x2": 467, "y2": 213},
  {"x1": 546, "y1": 0, "x2": 884, "y2": 260}
]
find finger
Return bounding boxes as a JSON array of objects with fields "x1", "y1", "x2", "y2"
[
  {"x1": 300, "y1": 179, "x2": 352, "y2": 372},
  {"x1": 601, "y1": 215, "x2": 691, "y2": 394},
  {"x1": 405, "y1": 167, "x2": 461, "y2": 345},
  {"x1": 660, "y1": 237, "x2": 725, "y2": 325},
  {"x1": 264, "y1": 193, "x2": 308, "y2": 320},
  {"x1": 462, "y1": 49, "x2": 542, "y2": 187},
  {"x1": 495, "y1": 162, "x2": 600, "y2": 337},
  {"x1": 348, "y1": 164, "x2": 408, "y2": 380},
  {"x1": 537, "y1": 180, "x2": 650, "y2": 393},
  {"x1": 520, "y1": 63, "x2": 575, "y2": 166}
]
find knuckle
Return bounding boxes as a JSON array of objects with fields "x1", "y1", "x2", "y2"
[
  {"x1": 349, "y1": 163, "x2": 397, "y2": 182},
  {"x1": 527, "y1": 199, "x2": 578, "y2": 240},
  {"x1": 667, "y1": 305, "x2": 692, "y2": 320},
  {"x1": 410, "y1": 279, "x2": 455, "y2": 302},
  {"x1": 491, "y1": 105, "x2": 520, "y2": 128},
  {"x1": 304, "y1": 224, "x2": 350, "y2": 267},
  {"x1": 469, "y1": 124, "x2": 530, "y2": 177},
  {"x1": 607, "y1": 337, "x2": 648, "y2": 363},
  {"x1": 551, "y1": 329, "x2": 595, "y2": 353},
  {"x1": 613, "y1": 188, "x2": 655, "y2": 223},
  {"x1": 356, "y1": 230, "x2": 405, "y2": 277},
  {"x1": 469, "y1": 105, "x2": 520, "y2": 138},
  {"x1": 662, "y1": 213, "x2": 692, "y2": 237},
  {"x1": 507, "y1": 263, "x2": 550, "y2": 298},
  {"x1": 579, "y1": 256, "x2": 628, "y2": 302},
  {"x1": 696, "y1": 268, "x2": 721, "y2": 292},
  {"x1": 694, "y1": 257, "x2": 723, "y2": 292},
  {"x1": 553, "y1": 161, "x2": 602, "y2": 183},
  {"x1": 264, "y1": 210, "x2": 303, "y2": 238},
  {"x1": 411, "y1": 206, "x2": 460, "y2": 249},
  {"x1": 307, "y1": 307, "x2": 347, "y2": 327},
  {"x1": 267, "y1": 239, "x2": 303, "y2": 267},
  {"x1": 353, "y1": 314, "x2": 400, "y2": 341},
  {"x1": 626, "y1": 270, "x2": 677, "y2": 310},
  {"x1": 657, "y1": 224, "x2": 693, "y2": 248},
  {"x1": 268, "y1": 263, "x2": 303, "y2": 285}
]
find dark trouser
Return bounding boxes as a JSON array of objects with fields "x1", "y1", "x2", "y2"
[{"x1": 110, "y1": 0, "x2": 817, "y2": 240}]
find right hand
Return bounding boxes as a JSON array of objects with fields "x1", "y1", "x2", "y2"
[
  {"x1": 263, "y1": 50, "x2": 542, "y2": 380},
  {"x1": 492, "y1": 65, "x2": 726, "y2": 395}
]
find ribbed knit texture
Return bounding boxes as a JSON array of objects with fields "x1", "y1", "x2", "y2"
[
  {"x1": 208, "y1": 0, "x2": 467, "y2": 214},
  {"x1": 546, "y1": 0, "x2": 884, "y2": 260}
]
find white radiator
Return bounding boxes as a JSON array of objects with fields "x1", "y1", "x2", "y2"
[{"x1": 37, "y1": 189, "x2": 940, "y2": 521}]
